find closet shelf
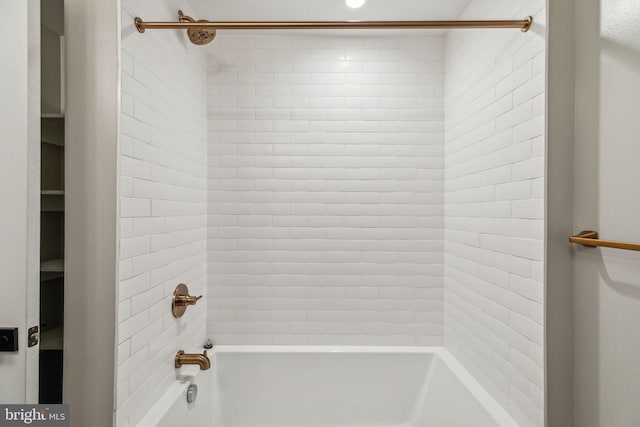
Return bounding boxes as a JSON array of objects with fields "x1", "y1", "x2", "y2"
[
  {"x1": 40, "y1": 325, "x2": 64, "y2": 350},
  {"x1": 40, "y1": 259, "x2": 64, "y2": 272},
  {"x1": 41, "y1": 116, "x2": 65, "y2": 147},
  {"x1": 42, "y1": 138, "x2": 64, "y2": 148},
  {"x1": 41, "y1": 190, "x2": 64, "y2": 196},
  {"x1": 40, "y1": 272, "x2": 63, "y2": 282},
  {"x1": 42, "y1": 197, "x2": 64, "y2": 212}
]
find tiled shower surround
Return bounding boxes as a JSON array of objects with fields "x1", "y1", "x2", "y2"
[
  {"x1": 207, "y1": 35, "x2": 446, "y2": 346},
  {"x1": 115, "y1": 1, "x2": 545, "y2": 426},
  {"x1": 117, "y1": 1, "x2": 208, "y2": 425},
  {"x1": 444, "y1": 1, "x2": 545, "y2": 426}
]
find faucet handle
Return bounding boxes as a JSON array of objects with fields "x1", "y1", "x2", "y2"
[
  {"x1": 178, "y1": 294, "x2": 202, "y2": 305},
  {"x1": 172, "y1": 284, "x2": 203, "y2": 318}
]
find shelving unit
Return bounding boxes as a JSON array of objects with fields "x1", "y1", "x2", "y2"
[
  {"x1": 39, "y1": 114, "x2": 65, "y2": 404},
  {"x1": 40, "y1": 0, "x2": 65, "y2": 405}
]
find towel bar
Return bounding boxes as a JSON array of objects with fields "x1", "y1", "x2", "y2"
[{"x1": 569, "y1": 231, "x2": 640, "y2": 252}]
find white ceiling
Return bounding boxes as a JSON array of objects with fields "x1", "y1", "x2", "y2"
[{"x1": 187, "y1": 0, "x2": 473, "y2": 35}]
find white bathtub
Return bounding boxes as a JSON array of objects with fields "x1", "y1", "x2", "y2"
[{"x1": 143, "y1": 346, "x2": 519, "y2": 427}]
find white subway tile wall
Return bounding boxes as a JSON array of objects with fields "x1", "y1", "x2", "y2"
[
  {"x1": 117, "y1": 2, "x2": 208, "y2": 426},
  {"x1": 444, "y1": 1, "x2": 545, "y2": 426},
  {"x1": 207, "y1": 35, "x2": 445, "y2": 345},
  {"x1": 114, "y1": 3, "x2": 547, "y2": 424}
]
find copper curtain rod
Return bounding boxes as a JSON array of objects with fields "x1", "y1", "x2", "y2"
[
  {"x1": 134, "y1": 11, "x2": 533, "y2": 45},
  {"x1": 569, "y1": 231, "x2": 640, "y2": 252}
]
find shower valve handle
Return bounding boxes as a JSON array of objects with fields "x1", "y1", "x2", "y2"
[
  {"x1": 172, "y1": 284, "x2": 203, "y2": 318},
  {"x1": 175, "y1": 294, "x2": 202, "y2": 306}
]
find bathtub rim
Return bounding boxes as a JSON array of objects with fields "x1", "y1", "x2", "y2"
[{"x1": 212, "y1": 345, "x2": 443, "y2": 354}]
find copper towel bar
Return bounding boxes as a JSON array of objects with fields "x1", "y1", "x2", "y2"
[{"x1": 569, "y1": 231, "x2": 640, "y2": 252}]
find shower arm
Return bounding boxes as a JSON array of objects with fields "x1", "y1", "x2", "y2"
[{"x1": 134, "y1": 11, "x2": 533, "y2": 45}]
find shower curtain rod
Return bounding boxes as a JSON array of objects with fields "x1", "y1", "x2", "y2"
[{"x1": 134, "y1": 11, "x2": 533, "y2": 45}]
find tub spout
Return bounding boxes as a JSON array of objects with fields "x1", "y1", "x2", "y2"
[{"x1": 175, "y1": 350, "x2": 211, "y2": 370}]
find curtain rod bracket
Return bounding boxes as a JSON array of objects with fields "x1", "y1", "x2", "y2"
[{"x1": 134, "y1": 17, "x2": 145, "y2": 33}]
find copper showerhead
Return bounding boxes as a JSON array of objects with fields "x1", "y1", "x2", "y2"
[{"x1": 178, "y1": 10, "x2": 216, "y2": 45}]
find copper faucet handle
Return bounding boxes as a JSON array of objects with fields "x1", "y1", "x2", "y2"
[
  {"x1": 172, "y1": 284, "x2": 203, "y2": 317},
  {"x1": 176, "y1": 294, "x2": 202, "y2": 306}
]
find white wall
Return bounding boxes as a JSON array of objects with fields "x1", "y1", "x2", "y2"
[
  {"x1": 544, "y1": 0, "x2": 575, "y2": 424},
  {"x1": 116, "y1": 2, "x2": 208, "y2": 426},
  {"x1": 207, "y1": 35, "x2": 445, "y2": 345},
  {"x1": 443, "y1": 1, "x2": 546, "y2": 425},
  {"x1": 0, "y1": 0, "x2": 40, "y2": 404},
  {"x1": 573, "y1": 0, "x2": 640, "y2": 425},
  {"x1": 64, "y1": 0, "x2": 118, "y2": 424}
]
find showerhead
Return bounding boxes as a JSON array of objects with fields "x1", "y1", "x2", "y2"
[
  {"x1": 187, "y1": 24, "x2": 216, "y2": 45},
  {"x1": 178, "y1": 10, "x2": 216, "y2": 45}
]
